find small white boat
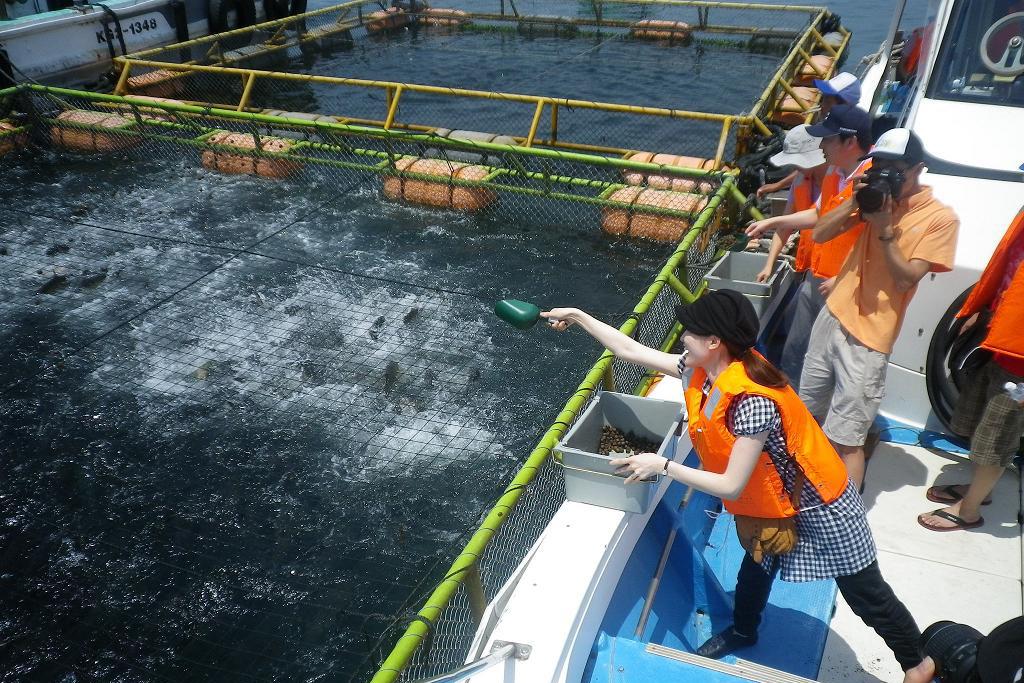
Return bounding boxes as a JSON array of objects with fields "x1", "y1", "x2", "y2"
[{"x1": 0, "y1": 0, "x2": 300, "y2": 88}]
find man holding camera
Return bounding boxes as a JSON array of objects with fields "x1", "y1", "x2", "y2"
[{"x1": 799, "y1": 128, "x2": 960, "y2": 488}]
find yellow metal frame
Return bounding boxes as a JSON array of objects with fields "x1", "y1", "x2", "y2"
[
  {"x1": 113, "y1": 0, "x2": 854, "y2": 168},
  {"x1": 745, "y1": 12, "x2": 852, "y2": 130},
  {"x1": 114, "y1": 58, "x2": 774, "y2": 168}
]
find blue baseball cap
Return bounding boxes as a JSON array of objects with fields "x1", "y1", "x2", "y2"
[
  {"x1": 805, "y1": 104, "x2": 873, "y2": 145},
  {"x1": 813, "y1": 71, "x2": 862, "y2": 104}
]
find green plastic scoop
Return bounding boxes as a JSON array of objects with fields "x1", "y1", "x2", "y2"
[{"x1": 495, "y1": 299, "x2": 542, "y2": 330}]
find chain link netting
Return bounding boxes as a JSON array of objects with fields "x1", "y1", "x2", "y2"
[{"x1": 11, "y1": 87, "x2": 734, "y2": 244}]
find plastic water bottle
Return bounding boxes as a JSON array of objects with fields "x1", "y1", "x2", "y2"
[{"x1": 1003, "y1": 382, "x2": 1024, "y2": 403}]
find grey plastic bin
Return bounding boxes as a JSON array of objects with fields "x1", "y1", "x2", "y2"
[
  {"x1": 555, "y1": 392, "x2": 683, "y2": 514},
  {"x1": 704, "y1": 251, "x2": 793, "y2": 321}
]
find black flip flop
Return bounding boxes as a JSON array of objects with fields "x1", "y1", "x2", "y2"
[
  {"x1": 917, "y1": 508, "x2": 984, "y2": 532},
  {"x1": 926, "y1": 484, "x2": 992, "y2": 506}
]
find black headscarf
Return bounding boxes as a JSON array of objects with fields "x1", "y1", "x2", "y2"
[{"x1": 674, "y1": 289, "x2": 759, "y2": 350}]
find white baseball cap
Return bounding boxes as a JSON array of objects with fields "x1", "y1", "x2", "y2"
[{"x1": 769, "y1": 124, "x2": 827, "y2": 169}]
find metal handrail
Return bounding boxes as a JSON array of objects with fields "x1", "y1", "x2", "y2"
[{"x1": 408, "y1": 642, "x2": 530, "y2": 683}]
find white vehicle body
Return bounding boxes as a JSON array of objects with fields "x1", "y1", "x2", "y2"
[{"x1": 0, "y1": 0, "x2": 262, "y2": 87}]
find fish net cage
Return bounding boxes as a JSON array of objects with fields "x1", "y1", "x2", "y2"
[
  {"x1": 0, "y1": 81, "x2": 733, "y2": 682},
  {"x1": 116, "y1": 0, "x2": 840, "y2": 159},
  {"x1": 0, "y1": 1, "x2": 848, "y2": 680}
]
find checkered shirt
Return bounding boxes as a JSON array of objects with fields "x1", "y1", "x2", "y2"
[{"x1": 699, "y1": 373, "x2": 877, "y2": 582}]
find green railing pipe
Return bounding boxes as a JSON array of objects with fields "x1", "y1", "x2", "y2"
[{"x1": 29, "y1": 85, "x2": 727, "y2": 181}]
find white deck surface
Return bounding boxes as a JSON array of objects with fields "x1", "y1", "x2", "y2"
[{"x1": 820, "y1": 442, "x2": 1023, "y2": 682}]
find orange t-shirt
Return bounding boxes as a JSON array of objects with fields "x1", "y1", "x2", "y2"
[{"x1": 826, "y1": 186, "x2": 960, "y2": 354}]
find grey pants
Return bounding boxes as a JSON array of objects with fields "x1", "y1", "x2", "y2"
[{"x1": 780, "y1": 274, "x2": 828, "y2": 391}]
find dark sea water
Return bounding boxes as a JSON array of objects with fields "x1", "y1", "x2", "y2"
[{"x1": 0, "y1": 2, "x2": 916, "y2": 682}]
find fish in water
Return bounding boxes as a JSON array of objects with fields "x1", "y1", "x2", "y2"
[
  {"x1": 37, "y1": 275, "x2": 69, "y2": 295},
  {"x1": 369, "y1": 315, "x2": 386, "y2": 340},
  {"x1": 384, "y1": 360, "x2": 401, "y2": 393},
  {"x1": 194, "y1": 361, "x2": 216, "y2": 381},
  {"x1": 80, "y1": 271, "x2": 107, "y2": 289},
  {"x1": 403, "y1": 307, "x2": 420, "y2": 324},
  {"x1": 45, "y1": 243, "x2": 70, "y2": 256}
]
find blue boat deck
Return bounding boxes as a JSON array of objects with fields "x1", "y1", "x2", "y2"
[{"x1": 582, "y1": 448, "x2": 837, "y2": 682}]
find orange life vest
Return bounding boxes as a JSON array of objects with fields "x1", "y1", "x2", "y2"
[
  {"x1": 683, "y1": 360, "x2": 849, "y2": 518},
  {"x1": 957, "y1": 208, "x2": 1024, "y2": 362},
  {"x1": 811, "y1": 160, "x2": 871, "y2": 280},
  {"x1": 792, "y1": 172, "x2": 817, "y2": 272},
  {"x1": 901, "y1": 27, "x2": 924, "y2": 77}
]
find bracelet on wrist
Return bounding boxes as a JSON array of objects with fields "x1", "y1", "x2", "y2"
[{"x1": 662, "y1": 457, "x2": 671, "y2": 474}]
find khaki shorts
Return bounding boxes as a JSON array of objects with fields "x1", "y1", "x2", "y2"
[
  {"x1": 951, "y1": 359, "x2": 1024, "y2": 467},
  {"x1": 798, "y1": 308, "x2": 888, "y2": 448}
]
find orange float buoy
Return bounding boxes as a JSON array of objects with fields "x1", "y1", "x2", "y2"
[
  {"x1": 201, "y1": 131, "x2": 301, "y2": 179},
  {"x1": 0, "y1": 121, "x2": 28, "y2": 157},
  {"x1": 421, "y1": 7, "x2": 468, "y2": 26},
  {"x1": 630, "y1": 19, "x2": 692, "y2": 41},
  {"x1": 795, "y1": 55, "x2": 834, "y2": 86},
  {"x1": 772, "y1": 86, "x2": 820, "y2": 126},
  {"x1": 122, "y1": 95, "x2": 187, "y2": 121},
  {"x1": 51, "y1": 110, "x2": 141, "y2": 153},
  {"x1": 125, "y1": 69, "x2": 185, "y2": 99},
  {"x1": 623, "y1": 152, "x2": 720, "y2": 193},
  {"x1": 383, "y1": 157, "x2": 496, "y2": 212},
  {"x1": 365, "y1": 7, "x2": 410, "y2": 33},
  {"x1": 601, "y1": 187, "x2": 706, "y2": 242}
]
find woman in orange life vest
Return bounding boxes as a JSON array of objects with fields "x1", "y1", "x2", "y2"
[{"x1": 542, "y1": 290, "x2": 922, "y2": 668}]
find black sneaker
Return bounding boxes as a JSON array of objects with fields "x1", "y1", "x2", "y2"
[{"x1": 695, "y1": 627, "x2": 758, "y2": 659}]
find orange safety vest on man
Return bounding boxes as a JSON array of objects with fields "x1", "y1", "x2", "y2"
[
  {"x1": 956, "y1": 208, "x2": 1024, "y2": 362},
  {"x1": 791, "y1": 172, "x2": 818, "y2": 272},
  {"x1": 683, "y1": 360, "x2": 848, "y2": 518},
  {"x1": 810, "y1": 160, "x2": 872, "y2": 280}
]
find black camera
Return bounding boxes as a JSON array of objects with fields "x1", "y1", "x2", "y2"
[
  {"x1": 920, "y1": 621, "x2": 985, "y2": 683},
  {"x1": 920, "y1": 617, "x2": 1024, "y2": 683},
  {"x1": 855, "y1": 167, "x2": 906, "y2": 213}
]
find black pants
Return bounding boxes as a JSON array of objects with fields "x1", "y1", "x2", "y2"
[{"x1": 732, "y1": 554, "x2": 922, "y2": 670}]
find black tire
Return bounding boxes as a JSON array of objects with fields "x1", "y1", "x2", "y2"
[
  {"x1": 924, "y1": 285, "x2": 976, "y2": 431},
  {"x1": 263, "y1": 0, "x2": 288, "y2": 20},
  {"x1": 208, "y1": 0, "x2": 256, "y2": 34}
]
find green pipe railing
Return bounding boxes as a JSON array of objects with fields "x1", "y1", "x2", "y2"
[
  {"x1": 41, "y1": 113, "x2": 715, "y2": 221},
  {"x1": 369, "y1": 175, "x2": 733, "y2": 683},
  {"x1": 25, "y1": 85, "x2": 728, "y2": 182}
]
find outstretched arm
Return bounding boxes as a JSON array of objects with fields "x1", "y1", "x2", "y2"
[
  {"x1": 756, "y1": 229, "x2": 794, "y2": 283},
  {"x1": 746, "y1": 207, "x2": 818, "y2": 239},
  {"x1": 542, "y1": 308, "x2": 682, "y2": 378},
  {"x1": 613, "y1": 432, "x2": 766, "y2": 499}
]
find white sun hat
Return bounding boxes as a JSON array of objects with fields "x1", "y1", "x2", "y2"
[{"x1": 769, "y1": 124, "x2": 827, "y2": 169}]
